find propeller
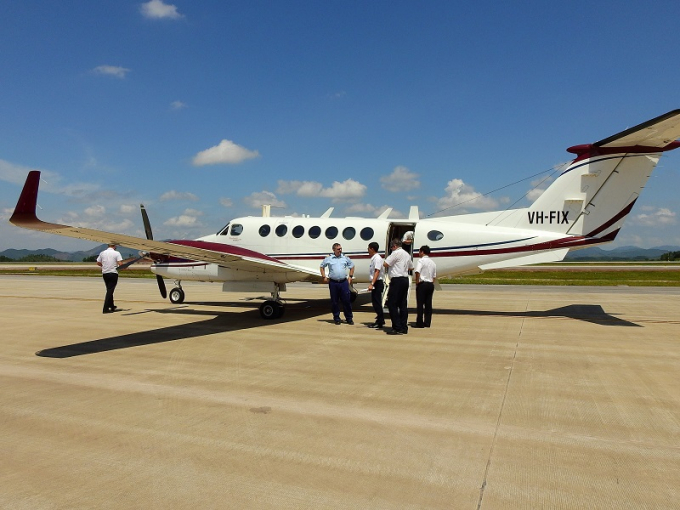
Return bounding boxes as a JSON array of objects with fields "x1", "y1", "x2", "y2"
[{"x1": 140, "y1": 204, "x2": 168, "y2": 299}]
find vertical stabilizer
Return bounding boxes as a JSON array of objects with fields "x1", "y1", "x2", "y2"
[{"x1": 496, "y1": 110, "x2": 680, "y2": 240}]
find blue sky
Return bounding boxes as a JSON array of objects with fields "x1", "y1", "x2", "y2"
[{"x1": 2, "y1": 0, "x2": 680, "y2": 251}]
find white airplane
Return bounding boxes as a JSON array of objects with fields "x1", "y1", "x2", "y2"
[{"x1": 10, "y1": 110, "x2": 680, "y2": 319}]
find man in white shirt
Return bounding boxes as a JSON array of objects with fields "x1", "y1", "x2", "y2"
[
  {"x1": 367, "y1": 242, "x2": 385, "y2": 329},
  {"x1": 383, "y1": 238, "x2": 413, "y2": 335},
  {"x1": 414, "y1": 245, "x2": 437, "y2": 328},
  {"x1": 96, "y1": 244, "x2": 123, "y2": 313}
]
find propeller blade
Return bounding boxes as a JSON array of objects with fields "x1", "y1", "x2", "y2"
[
  {"x1": 140, "y1": 204, "x2": 153, "y2": 240},
  {"x1": 157, "y1": 275, "x2": 167, "y2": 299},
  {"x1": 140, "y1": 205, "x2": 167, "y2": 299},
  {"x1": 118, "y1": 255, "x2": 144, "y2": 271}
]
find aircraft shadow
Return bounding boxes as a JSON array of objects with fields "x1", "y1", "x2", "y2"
[
  {"x1": 36, "y1": 299, "x2": 633, "y2": 359},
  {"x1": 433, "y1": 304, "x2": 640, "y2": 327},
  {"x1": 36, "y1": 294, "x2": 373, "y2": 359}
]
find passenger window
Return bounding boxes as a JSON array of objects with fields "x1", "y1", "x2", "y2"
[
  {"x1": 259, "y1": 225, "x2": 271, "y2": 237},
  {"x1": 309, "y1": 226, "x2": 321, "y2": 239},
  {"x1": 230, "y1": 224, "x2": 243, "y2": 236},
  {"x1": 343, "y1": 227, "x2": 356, "y2": 240},
  {"x1": 360, "y1": 227, "x2": 374, "y2": 241},
  {"x1": 276, "y1": 225, "x2": 288, "y2": 237},
  {"x1": 218, "y1": 222, "x2": 230, "y2": 235},
  {"x1": 293, "y1": 225, "x2": 304, "y2": 238},
  {"x1": 325, "y1": 226, "x2": 338, "y2": 239},
  {"x1": 427, "y1": 230, "x2": 444, "y2": 241}
]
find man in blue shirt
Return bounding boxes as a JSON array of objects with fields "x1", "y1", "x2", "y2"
[{"x1": 320, "y1": 243, "x2": 355, "y2": 325}]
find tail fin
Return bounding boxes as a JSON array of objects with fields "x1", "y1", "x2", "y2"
[{"x1": 502, "y1": 110, "x2": 680, "y2": 240}]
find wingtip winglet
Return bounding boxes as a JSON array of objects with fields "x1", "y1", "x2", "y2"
[{"x1": 9, "y1": 171, "x2": 41, "y2": 226}]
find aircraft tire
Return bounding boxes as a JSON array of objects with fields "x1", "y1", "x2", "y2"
[
  {"x1": 169, "y1": 287, "x2": 185, "y2": 304},
  {"x1": 260, "y1": 300, "x2": 283, "y2": 320}
]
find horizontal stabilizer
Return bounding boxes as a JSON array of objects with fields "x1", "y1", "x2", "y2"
[
  {"x1": 478, "y1": 248, "x2": 569, "y2": 271},
  {"x1": 595, "y1": 109, "x2": 680, "y2": 149}
]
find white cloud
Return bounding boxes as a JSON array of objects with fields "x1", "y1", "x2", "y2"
[
  {"x1": 0, "y1": 159, "x2": 57, "y2": 186},
  {"x1": 435, "y1": 178, "x2": 499, "y2": 213},
  {"x1": 192, "y1": 140, "x2": 260, "y2": 166},
  {"x1": 120, "y1": 204, "x2": 136, "y2": 214},
  {"x1": 244, "y1": 191, "x2": 287, "y2": 209},
  {"x1": 164, "y1": 208, "x2": 203, "y2": 227},
  {"x1": 159, "y1": 190, "x2": 199, "y2": 201},
  {"x1": 277, "y1": 180, "x2": 323, "y2": 196},
  {"x1": 93, "y1": 65, "x2": 131, "y2": 79},
  {"x1": 219, "y1": 197, "x2": 234, "y2": 207},
  {"x1": 170, "y1": 100, "x2": 187, "y2": 110},
  {"x1": 276, "y1": 178, "x2": 366, "y2": 202},
  {"x1": 380, "y1": 166, "x2": 420, "y2": 192},
  {"x1": 343, "y1": 203, "x2": 404, "y2": 218},
  {"x1": 632, "y1": 207, "x2": 676, "y2": 227},
  {"x1": 140, "y1": 0, "x2": 184, "y2": 19},
  {"x1": 84, "y1": 205, "x2": 105, "y2": 217}
]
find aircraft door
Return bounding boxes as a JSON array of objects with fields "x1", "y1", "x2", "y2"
[{"x1": 383, "y1": 223, "x2": 416, "y2": 309}]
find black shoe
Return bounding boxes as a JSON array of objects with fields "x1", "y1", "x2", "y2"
[
  {"x1": 368, "y1": 323, "x2": 383, "y2": 329},
  {"x1": 103, "y1": 310, "x2": 113, "y2": 314},
  {"x1": 412, "y1": 324, "x2": 425, "y2": 329},
  {"x1": 347, "y1": 319, "x2": 354, "y2": 325},
  {"x1": 334, "y1": 319, "x2": 342, "y2": 325},
  {"x1": 401, "y1": 328, "x2": 408, "y2": 334},
  {"x1": 110, "y1": 307, "x2": 119, "y2": 313},
  {"x1": 386, "y1": 329, "x2": 403, "y2": 335}
]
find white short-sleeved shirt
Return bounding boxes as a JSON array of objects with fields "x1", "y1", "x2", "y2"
[
  {"x1": 97, "y1": 247, "x2": 122, "y2": 274},
  {"x1": 415, "y1": 256, "x2": 436, "y2": 282},
  {"x1": 369, "y1": 253, "x2": 384, "y2": 281},
  {"x1": 384, "y1": 248, "x2": 413, "y2": 278}
]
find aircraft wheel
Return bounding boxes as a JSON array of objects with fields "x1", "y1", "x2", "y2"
[
  {"x1": 260, "y1": 300, "x2": 283, "y2": 320},
  {"x1": 169, "y1": 287, "x2": 185, "y2": 304}
]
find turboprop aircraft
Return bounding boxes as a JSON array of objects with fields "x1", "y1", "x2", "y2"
[{"x1": 10, "y1": 110, "x2": 680, "y2": 319}]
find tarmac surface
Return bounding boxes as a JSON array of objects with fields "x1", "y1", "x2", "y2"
[{"x1": 1, "y1": 276, "x2": 679, "y2": 509}]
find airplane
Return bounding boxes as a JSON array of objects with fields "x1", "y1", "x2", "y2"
[{"x1": 10, "y1": 109, "x2": 680, "y2": 319}]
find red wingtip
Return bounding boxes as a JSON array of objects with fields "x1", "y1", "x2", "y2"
[{"x1": 9, "y1": 171, "x2": 41, "y2": 226}]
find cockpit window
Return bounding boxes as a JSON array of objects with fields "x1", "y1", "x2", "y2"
[
  {"x1": 218, "y1": 222, "x2": 230, "y2": 235},
  {"x1": 259, "y1": 225, "x2": 271, "y2": 237},
  {"x1": 427, "y1": 230, "x2": 444, "y2": 241},
  {"x1": 230, "y1": 224, "x2": 243, "y2": 236}
]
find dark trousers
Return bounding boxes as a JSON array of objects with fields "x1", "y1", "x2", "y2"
[
  {"x1": 371, "y1": 280, "x2": 385, "y2": 325},
  {"x1": 416, "y1": 281, "x2": 435, "y2": 327},
  {"x1": 329, "y1": 279, "x2": 353, "y2": 321},
  {"x1": 387, "y1": 276, "x2": 409, "y2": 331},
  {"x1": 103, "y1": 272, "x2": 119, "y2": 312}
]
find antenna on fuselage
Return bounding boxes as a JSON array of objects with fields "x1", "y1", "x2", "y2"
[{"x1": 321, "y1": 207, "x2": 334, "y2": 218}]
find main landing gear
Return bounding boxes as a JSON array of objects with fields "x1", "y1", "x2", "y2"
[
  {"x1": 169, "y1": 281, "x2": 185, "y2": 304},
  {"x1": 259, "y1": 283, "x2": 285, "y2": 320}
]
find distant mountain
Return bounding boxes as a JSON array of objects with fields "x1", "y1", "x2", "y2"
[
  {"x1": 0, "y1": 245, "x2": 139, "y2": 262},
  {"x1": 2, "y1": 244, "x2": 678, "y2": 262},
  {"x1": 565, "y1": 245, "x2": 680, "y2": 261}
]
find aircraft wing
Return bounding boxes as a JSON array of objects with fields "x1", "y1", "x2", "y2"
[{"x1": 10, "y1": 171, "x2": 321, "y2": 279}]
